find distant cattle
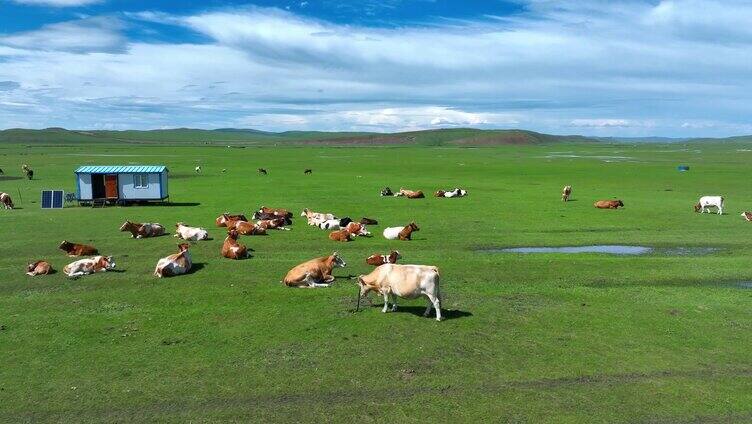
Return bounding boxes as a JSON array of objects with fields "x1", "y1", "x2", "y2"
[
  {"x1": 195, "y1": 166, "x2": 202, "y2": 173},
  {"x1": 380, "y1": 187, "x2": 394, "y2": 196},
  {"x1": 119, "y1": 221, "x2": 165, "y2": 238},
  {"x1": 395, "y1": 188, "x2": 424, "y2": 199},
  {"x1": 0, "y1": 168, "x2": 4, "y2": 174},
  {"x1": 304, "y1": 169, "x2": 312, "y2": 175},
  {"x1": 742, "y1": 212, "x2": 752, "y2": 221},
  {"x1": 694, "y1": 196, "x2": 724, "y2": 215},
  {"x1": 226, "y1": 218, "x2": 267, "y2": 236},
  {"x1": 366, "y1": 250, "x2": 401, "y2": 266},
  {"x1": 0, "y1": 192, "x2": 13, "y2": 209},
  {"x1": 222, "y1": 229, "x2": 250, "y2": 260},
  {"x1": 154, "y1": 244, "x2": 192, "y2": 278},
  {"x1": 282, "y1": 252, "x2": 346, "y2": 288},
  {"x1": 174, "y1": 223, "x2": 209, "y2": 241},
  {"x1": 22, "y1": 164, "x2": 33, "y2": 180},
  {"x1": 59, "y1": 240, "x2": 98, "y2": 257},
  {"x1": 435, "y1": 188, "x2": 467, "y2": 198},
  {"x1": 253, "y1": 211, "x2": 293, "y2": 224},
  {"x1": 360, "y1": 217, "x2": 378, "y2": 225},
  {"x1": 63, "y1": 256, "x2": 115, "y2": 278},
  {"x1": 594, "y1": 200, "x2": 624, "y2": 209},
  {"x1": 318, "y1": 219, "x2": 343, "y2": 230},
  {"x1": 26, "y1": 260, "x2": 52, "y2": 276},
  {"x1": 383, "y1": 222, "x2": 419, "y2": 241},
  {"x1": 301, "y1": 208, "x2": 336, "y2": 226},
  {"x1": 258, "y1": 168, "x2": 268, "y2": 175},
  {"x1": 562, "y1": 185, "x2": 572, "y2": 202},
  {"x1": 216, "y1": 213, "x2": 248, "y2": 227},
  {"x1": 258, "y1": 206, "x2": 292, "y2": 219},
  {"x1": 356, "y1": 264, "x2": 442, "y2": 321}
]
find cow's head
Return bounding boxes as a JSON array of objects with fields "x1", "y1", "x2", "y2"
[
  {"x1": 408, "y1": 222, "x2": 420, "y2": 232},
  {"x1": 26, "y1": 262, "x2": 37, "y2": 273},
  {"x1": 175, "y1": 222, "x2": 184, "y2": 228},
  {"x1": 251, "y1": 211, "x2": 262, "y2": 220},
  {"x1": 119, "y1": 221, "x2": 132, "y2": 232},
  {"x1": 178, "y1": 243, "x2": 191, "y2": 252},
  {"x1": 98, "y1": 256, "x2": 116, "y2": 270},
  {"x1": 58, "y1": 240, "x2": 71, "y2": 250},
  {"x1": 227, "y1": 228, "x2": 239, "y2": 239},
  {"x1": 693, "y1": 202, "x2": 701, "y2": 212},
  {"x1": 617, "y1": 200, "x2": 624, "y2": 207},
  {"x1": 331, "y1": 252, "x2": 346, "y2": 268},
  {"x1": 357, "y1": 275, "x2": 378, "y2": 298},
  {"x1": 389, "y1": 250, "x2": 402, "y2": 262}
]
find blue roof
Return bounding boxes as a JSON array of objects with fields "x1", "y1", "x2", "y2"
[{"x1": 74, "y1": 165, "x2": 167, "y2": 174}]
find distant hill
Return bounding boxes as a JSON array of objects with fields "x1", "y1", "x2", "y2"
[{"x1": 0, "y1": 127, "x2": 750, "y2": 146}]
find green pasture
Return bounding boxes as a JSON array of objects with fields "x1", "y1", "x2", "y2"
[{"x1": 2, "y1": 141, "x2": 752, "y2": 423}]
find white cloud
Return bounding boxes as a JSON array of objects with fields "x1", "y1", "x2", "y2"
[
  {"x1": 0, "y1": 17, "x2": 125, "y2": 53},
  {"x1": 11, "y1": 0, "x2": 102, "y2": 6},
  {"x1": 570, "y1": 119, "x2": 633, "y2": 128}
]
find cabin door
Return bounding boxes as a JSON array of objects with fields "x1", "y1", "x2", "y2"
[{"x1": 105, "y1": 174, "x2": 118, "y2": 198}]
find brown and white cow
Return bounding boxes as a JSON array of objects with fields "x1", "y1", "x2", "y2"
[
  {"x1": 741, "y1": 212, "x2": 752, "y2": 221},
  {"x1": 301, "y1": 208, "x2": 336, "y2": 226},
  {"x1": 154, "y1": 244, "x2": 192, "y2": 278},
  {"x1": 221, "y1": 229, "x2": 250, "y2": 260},
  {"x1": 562, "y1": 185, "x2": 572, "y2": 202},
  {"x1": 63, "y1": 256, "x2": 116, "y2": 277},
  {"x1": 594, "y1": 200, "x2": 624, "y2": 209},
  {"x1": 395, "y1": 188, "x2": 425, "y2": 199},
  {"x1": 216, "y1": 213, "x2": 248, "y2": 227},
  {"x1": 356, "y1": 264, "x2": 442, "y2": 321},
  {"x1": 344, "y1": 222, "x2": 370, "y2": 237},
  {"x1": 120, "y1": 221, "x2": 165, "y2": 238},
  {"x1": 329, "y1": 229, "x2": 353, "y2": 242},
  {"x1": 59, "y1": 240, "x2": 98, "y2": 257},
  {"x1": 258, "y1": 206, "x2": 292, "y2": 218},
  {"x1": 282, "y1": 252, "x2": 347, "y2": 288},
  {"x1": 174, "y1": 223, "x2": 209, "y2": 241},
  {"x1": 366, "y1": 250, "x2": 401, "y2": 266},
  {"x1": 226, "y1": 218, "x2": 267, "y2": 236},
  {"x1": 26, "y1": 260, "x2": 52, "y2": 276},
  {"x1": 257, "y1": 218, "x2": 291, "y2": 231},
  {"x1": 383, "y1": 222, "x2": 419, "y2": 241},
  {"x1": 0, "y1": 192, "x2": 13, "y2": 209}
]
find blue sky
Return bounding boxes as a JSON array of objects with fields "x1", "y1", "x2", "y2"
[{"x1": 0, "y1": 0, "x2": 750, "y2": 136}]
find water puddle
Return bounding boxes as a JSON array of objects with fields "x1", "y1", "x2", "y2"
[{"x1": 479, "y1": 245, "x2": 719, "y2": 256}]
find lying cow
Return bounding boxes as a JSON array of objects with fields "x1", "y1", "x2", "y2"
[
  {"x1": 562, "y1": 185, "x2": 572, "y2": 202},
  {"x1": 434, "y1": 188, "x2": 468, "y2": 198},
  {"x1": 383, "y1": 222, "x2": 419, "y2": 241},
  {"x1": 174, "y1": 223, "x2": 209, "y2": 241},
  {"x1": 154, "y1": 244, "x2": 192, "y2": 277},
  {"x1": 59, "y1": 240, "x2": 98, "y2": 257},
  {"x1": 317, "y1": 217, "x2": 353, "y2": 231},
  {"x1": 0, "y1": 192, "x2": 13, "y2": 209},
  {"x1": 216, "y1": 213, "x2": 248, "y2": 227},
  {"x1": 360, "y1": 217, "x2": 378, "y2": 225},
  {"x1": 258, "y1": 206, "x2": 292, "y2": 219},
  {"x1": 742, "y1": 212, "x2": 752, "y2": 221},
  {"x1": 356, "y1": 264, "x2": 442, "y2": 321},
  {"x1": 257, "y1": 218, "x2": 291, "y2": 231},
  {"x1": 222, "y1": 229, "x2": 250, "y2": 260},
  {"x1": 329, "y1": 229, "x2": 353, "y2": 242},
  {"x1": 282, "y1": 252, "x2": 346, "y2": 288},
  {"x1": 694, "y1": 196, "x2": 724, "y2": 215},
  {"x1": 63, "y1": 256, "x2": 116, "y2": 278},
  {"x1": 395, "y1": 188, "x2": 425, "y2": 199},
  {"x1": 380, "y1": 187, "x2": 394, "y2": 196},
  {"x1": 26, "y1": 260, "x2": 52, "y2": 276},
  {"x1": 226, "y1": 218, "x2": 267, "y2": 236},
  {"x1": 594, "y1": 200, "x2": 624, "y2": 209},
  {"x1": 344, "y1": 222, "x2": 370, "y2": 236},
  {"x1": 301, "y1": 208, "x2": 336, "y2": 226},
  {"x1": 366, "y1": 250, "x2": 401, "y2": 266},
  {"x1": 253, "y1": 211, "x2": 293, "y2": 224},
  {"x1": 120, "y1": 221, "x2": 165, "y2": 238}
]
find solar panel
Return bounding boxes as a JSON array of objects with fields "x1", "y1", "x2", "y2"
[{"x1": 41, "y1": 190, "x2": 65, "y2": 209}]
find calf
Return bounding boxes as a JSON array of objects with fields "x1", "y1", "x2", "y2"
[
  {"x1": 694, "y1": 196, "x2": 724, "y2": 215},
  {"x1": 154, "y1": 244, "x2": 192, "y2": 277},
  {"x1": 562, "y1": 185, "x2": 572, "y2": 202},
  {"x1": 59, "y1": 240, "x2": 98, "y2": 257},
  {"x1": 282, "y1": 252, "x2": 346, "y2": 288},
  {"x1": 360, "y1": 217, "x2": 378, "y2": 225},
  {"x1": 594, "y1": 200, "x2": 624, "y2": 209},
  {"x1": 120, "y1": 221, "x2": 165, "y2": 238},
  {"x1": 366, "y1": 250, "x2": 401, "y2": 266},
  {"x1": 63, "y1": 256, "x2": 115, "y2": 277},
  {"x1": 174, "y1": 223, "x2": 209, "y2": 241},
  {"x1": 383, "y1": 222, "x2": 419, "y2": 241},
  {"x1": 26, "y1": 260, "x2": 52, "y2": 276},
  {"x1": 329, "y1": 229, "x2": 353, "y2": 242},
  {"x1": 222, "y1": 229, "x2": 250, "y2": 260},
  {"x1": 0, "y1": 192, "x2": 13, "y2": 209},
  {"x1": 742, "y1": 212, "x2": 752, "y2": 221},
  {"x1": 356, "y1": 264, "x2": 442, "y2": 321},
  {"x1": 216, "y1": 213, "x2": 248, "y2": 227}
]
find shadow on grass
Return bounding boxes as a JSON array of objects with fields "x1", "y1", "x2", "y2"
[
  {"x1": 354, "y1": 303, "x2": 472, "y2": 321},
  {"x1": 186, "y1": 262, "x2": 206, "y2": 274}
]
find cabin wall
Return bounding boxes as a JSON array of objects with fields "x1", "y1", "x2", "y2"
[
  {"x1": 118, "y1": 172, "x2": 163, "y2": 200},
  {"x1": 77, "y1": 173, "x2": 92, "y2": 200},
  {"x1": 160, "y1": 171, "x2": 169, "y2": 198}
]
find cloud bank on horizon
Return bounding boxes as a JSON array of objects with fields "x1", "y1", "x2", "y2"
[{"x1": 0, "y1": 0, "x2": 750, "y2": 137}]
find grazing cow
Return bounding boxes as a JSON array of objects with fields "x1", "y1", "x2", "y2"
[
  {"x1": 742, "y1": 212, "x2": 752, "y2": 221},
  {"x1": 694, "y1": 196, "x2": 724, "y2": 215},
  {"x1": 360, "y1": 217, "x2": 378, "y2": 225},
  {"x1": 366, "y1": 250, "x2": 401, "y2": 266},
  {"x1": 26, "y1": 260, "x2": 52, "y2": 276},
  {"x1": 562, "y1": 185, "x2": 572, "y2": 202},
  {"x1": 344, "y1": 222, "x2": 370, "y2": 236},
  {"x1": 329, "y1": 229, "x2": 353, "y2": 242},
  {"x1": 395, "y1": 188, "x2": 425, "y2": 199},
  {"x1": 195, "y1": 166, "x2": 202, "y2": 173},
  {"x1": 301, "y1": 208, "x2": 336, "y2": 226},
  {"x1": 0, "y1": 192, "x2": 13, "y2": 209},
  {"x1": 380, "y1": 187, "x2": 394, "y2": 197},
  {"x1": 594, "y1": 200, "x2": 624, "y2": 209},
  {"x1": 282, "y1": 252, "x2": 346, "y2": 288},
  {"x1": 258, "y1": 168, "x2": 268, "y2": 175},
  {"x1": 174, "y1": 223, "x2": 209, "y2": 241},
  {"x1": 59, "y1": 240, "x2": 98, "y2": 257},
  {"x1": 22, "y1": 164, "x2": 33, "y2": 180},
  {"x1": 304, "y1": 169, "x2": 312, "y2": 175},
  {"x1": 226, "y1": 219, "x2": 267, "y2": 236},
  {"x1": 356, "y1": 264, "x2": 442, "y2": 321},
  {"x1": 154, "y1": 244, "x2": 192, "y2": 278},
  {"x1": 216, "y1": 213, "x2": 248, "y2": 227},
  {"x1": 257, "y1": 218, "x2": 291, "y2": 231},
  {"x1": 63, "y1": 256, "x2": 116, "y2": 277},
  {"x1": 119, "y1": 221, "x2": 165, "y2": 238},
  {"x1": 258, "y1": 206, "x2": 292, "y2": 218},
  {"x1": 222, "y1": 229, "x2": 250, "y2": 260},
  {"x1": 383, "y1": 222, "x2": 419, "y2": 241}
]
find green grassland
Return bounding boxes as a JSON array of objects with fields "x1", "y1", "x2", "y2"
[{"x1": 3, "y1": 139, "x2": 752, "y2": 422}]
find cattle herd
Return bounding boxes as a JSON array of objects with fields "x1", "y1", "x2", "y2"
[{"x1": 4, "y1": 175, "x2": 745, "y2": 322}]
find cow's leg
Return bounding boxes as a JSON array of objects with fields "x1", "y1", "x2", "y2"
[
  {"x1": 382, "y1": 292, "x2": 390, "y2": 313},
  {"x1": 718, "y1": 205, "x2": 723, "y2": 215},
  {"x1": 425, "y1": 293, "x2": 442, "y2": 321},
  {"x1": 390, "y1": 294, "x2": 398, "y2": 311},
  {"x1": 68, "y1": 271, "x2": 85, "y2": 277}
]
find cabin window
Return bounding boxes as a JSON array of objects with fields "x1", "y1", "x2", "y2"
[{"x1": 134, "y1": 174, "x2": 149, "y2": 189}]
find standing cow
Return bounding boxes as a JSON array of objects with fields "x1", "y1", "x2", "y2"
[
  {"x1": 694, "y1": 196, "x2": 724, "y2": 215},
  {"x1": 356, "y1": 264, "x2": 442, "y2": 321},
  {"x1": 0, "y1": 192, "x2": 13, "y2": 209},
  {"x1": 562, "y1": 185, "x2": 572, "y2": 202}
]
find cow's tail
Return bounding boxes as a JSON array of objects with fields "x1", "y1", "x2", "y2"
[{"x1": 154, "y1": 265, "x2": 163, "y2": 278}]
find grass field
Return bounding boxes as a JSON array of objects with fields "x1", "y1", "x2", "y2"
[{"x1": 3, "y1": 140, "x2": 752, "y2": 422}]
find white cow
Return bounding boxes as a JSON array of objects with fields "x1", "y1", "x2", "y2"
[
  {"x1": 317, "y1": 219, "x2": 341, "y2": 230},
  {"x1": 443, "y1": 188, "x2": 467, "y2": 198},
  {"x1": 63, "y1": 256, "x2": 116, "y2": 277},
  {"x1": 195, "y1": 166, "x2": 202, "y2": 173},
  {"x1": 301, "y1": 208, "x2": 336, "y2": 226},
  {"x1": 356, "y1": 264, "x2": 442, "y2": 321},
  {"x1": 174, "y1": 222, "x2": 209, "y2": 241},
  {"x1": 694, "y1": 196, "x2": 724, "y2": 215}
]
